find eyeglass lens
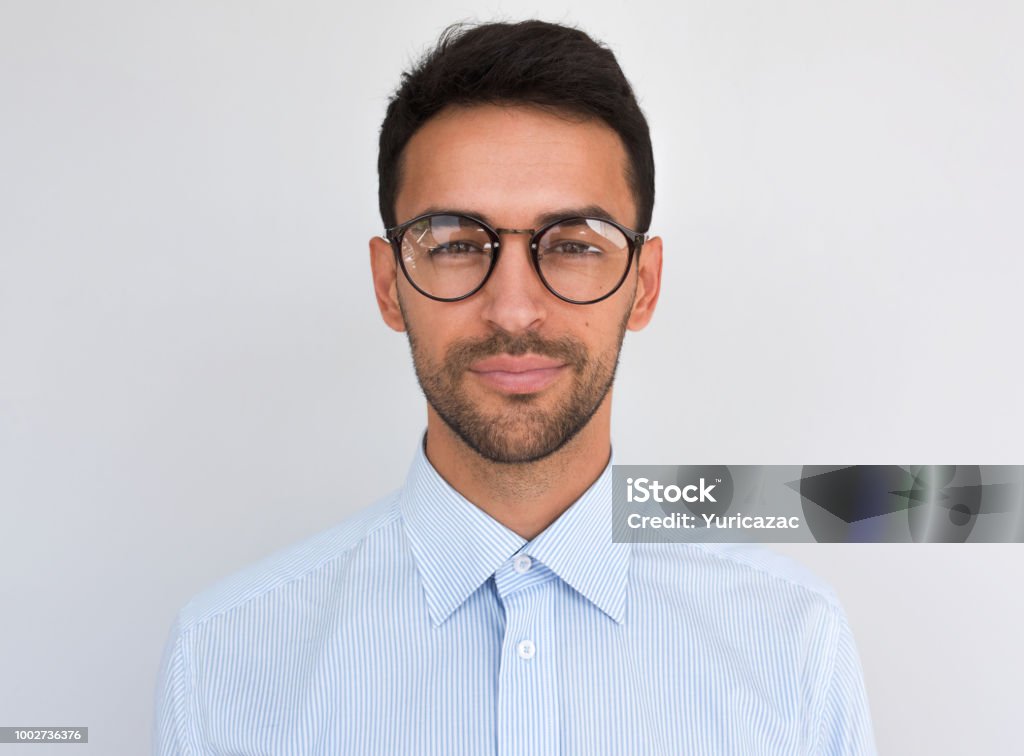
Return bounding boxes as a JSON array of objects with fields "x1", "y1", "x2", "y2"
[{"x1": 398, "y1": 214, "x2": 631, "y2": 302}]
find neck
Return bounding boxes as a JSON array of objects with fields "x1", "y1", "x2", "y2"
[{"x1": 423, "y1": 400, "x2": 612, "y2": 540}]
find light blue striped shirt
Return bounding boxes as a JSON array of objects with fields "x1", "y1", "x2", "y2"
[{"x1": 154, "y1": 438, "x2": 876, "y2": 755}]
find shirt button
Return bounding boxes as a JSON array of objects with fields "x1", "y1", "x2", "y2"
[
  {"x1": 517, "y1": 639, "x2": 536, "y2": 660},
  {"x1": 513, "y1": 555, "x2": 533, "y2": 573}
]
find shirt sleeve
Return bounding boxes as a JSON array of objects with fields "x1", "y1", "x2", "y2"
[
  {"x1": 814, "y1": 606, "x2": 878, "y2": 756},
  {"x1": 153, "y1": 614, "x2": 195, "y2": 756}
]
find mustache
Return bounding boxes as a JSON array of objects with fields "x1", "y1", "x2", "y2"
[{"x1": 444, "y1": 331, "x2": 588, "y2": 372}]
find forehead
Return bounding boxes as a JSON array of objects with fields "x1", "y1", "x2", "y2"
[{"x1": 394, "y1": 104, "x2": 636, "y2": 228}]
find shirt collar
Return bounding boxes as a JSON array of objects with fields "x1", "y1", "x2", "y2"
[{"x1": 399, "y1": 434, "x2": 631, "y2": 627}]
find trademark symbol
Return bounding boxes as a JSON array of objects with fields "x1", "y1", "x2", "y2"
[{"x1": 715, "y1": 478, "x2": 722, "y2": 483}]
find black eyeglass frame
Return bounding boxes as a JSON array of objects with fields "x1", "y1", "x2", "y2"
[{"x1": 384, "y1": 212, "x2": 648, "y2": 305}]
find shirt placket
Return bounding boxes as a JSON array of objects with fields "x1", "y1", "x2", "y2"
[{"x1": 493, "y1": 553, "x2": 561, "y2": 756}]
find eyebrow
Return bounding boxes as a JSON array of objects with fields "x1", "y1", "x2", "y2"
[{"x1": 413, "y1": 204, "x2": 621, "y2": 229}]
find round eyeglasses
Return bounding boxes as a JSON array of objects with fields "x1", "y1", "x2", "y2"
[{"x1": 384, "y1": 212, "x2": 647, "y2": 305}]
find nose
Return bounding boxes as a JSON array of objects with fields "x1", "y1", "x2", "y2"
[{"x1": 477, "y1": 232, "x2": 549, "y2": 334}]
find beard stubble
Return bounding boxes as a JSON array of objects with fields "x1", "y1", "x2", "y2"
[{"x1": 404, "y1": 310, "x2": 631, "y2": 465}]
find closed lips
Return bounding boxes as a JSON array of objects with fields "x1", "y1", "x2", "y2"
[
  {"x1": 469, "y1": 355, "x2": 566, "y2": 373},
  {"x1": 468, "y1": 355, "x2": 568, "y2": 393}
]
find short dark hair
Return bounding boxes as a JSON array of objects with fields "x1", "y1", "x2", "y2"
[{"x1": 377, "y1": 20, "x2": 655, "y2": 232}]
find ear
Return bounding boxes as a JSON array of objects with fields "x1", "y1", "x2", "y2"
[
  {"x1": 369, "y1": 236, "x2": 407, "y2": 332},
  {"x1": 627, "y1": 235, "x2": 662, "y2": 331}
]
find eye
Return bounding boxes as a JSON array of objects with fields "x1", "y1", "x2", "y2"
[
  {"x1": 427, "y1": 240, "x2": 487, "y2": 256},
  {"x1": 544, "y1": 240, "x2": 603, "y2": 256}
]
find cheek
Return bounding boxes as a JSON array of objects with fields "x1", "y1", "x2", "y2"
[{"x1": 406, "y1": 305, "x2": 481, "y2": 352}]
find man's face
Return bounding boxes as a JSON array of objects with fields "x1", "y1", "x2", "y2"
[{"x1": 371, "y1": 104, "x2": 660, "y2": 464}]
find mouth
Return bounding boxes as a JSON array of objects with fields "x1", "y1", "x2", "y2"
[{"x1": 467, "y1": 354, "x2": 568, "y2": 395}]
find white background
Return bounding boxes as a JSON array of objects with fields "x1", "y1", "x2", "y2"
[{"x1": 2, "y1": 1, "x2": 1022, "y2": 754}]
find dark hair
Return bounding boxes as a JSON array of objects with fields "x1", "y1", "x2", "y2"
[{"x1": 377, "y1": 20, "x2": 655, "y2": 231}]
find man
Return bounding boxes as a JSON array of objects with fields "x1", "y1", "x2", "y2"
[{"x1": 154, "y1": 20, "x2": 876, "y2": 755}]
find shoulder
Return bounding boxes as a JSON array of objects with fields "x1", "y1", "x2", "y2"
[
  {"x1": 632, "y1": 541, "x2": 843, "y2": 612},
  {"x1": 176, "y1": 491, "x2": 403, "y2": 633},
  {"x1": 630, "y1": 542, "x2": 857, "y2": 696},
  {"x1": 693, "y1": 542, "x2": 841, "y2": 608}
]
